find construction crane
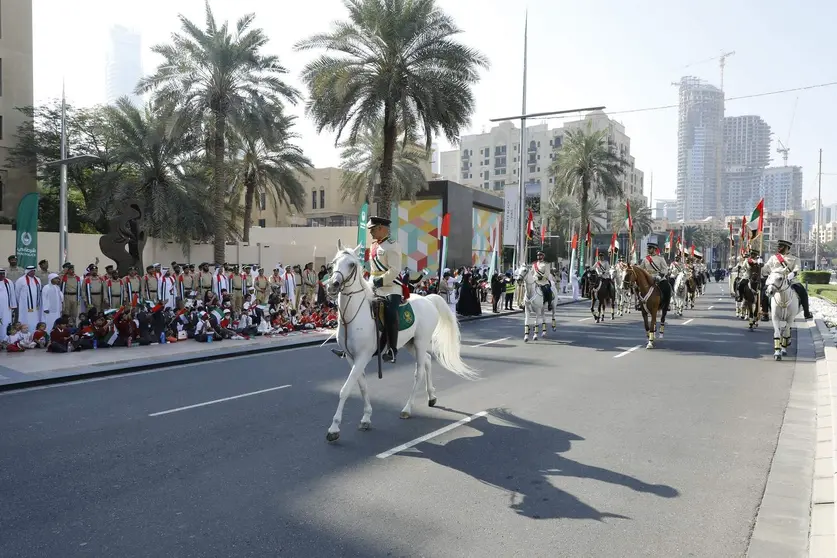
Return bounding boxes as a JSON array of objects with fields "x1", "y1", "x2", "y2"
[
  {"x1": 776, "y1": 96, "x2": 799, "y2": 166},
  {"x1": 679, "y1": 50, "x2": 735, "y2": 90}
]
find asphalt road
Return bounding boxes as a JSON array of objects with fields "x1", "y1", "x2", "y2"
[{"x1": 0, "y1": 282, "x2": 798, "y2": 558}]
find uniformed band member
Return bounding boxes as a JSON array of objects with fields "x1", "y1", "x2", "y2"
[
  {"x1": 332, "y1": 216, "x2": 402, "y2": 363},
  {"x1": 124, "y1": 266, "x2": 142, "y2": 306},
  {"x1": 196, "y1": 263, "x2": 213, "y2": 300},
  {"x1": 533, "y1": 250, "x2": 554, "y2": 311},
  {"x1": 105, "y1": 266, "x2": 123, "y2": 309},
  {"x1": 763, "y1": 239, "x2": 813, "y2": 320},
  {"x1": 84, "y1": 264, "x2": 105, "y2": 311},
  {"x1": 143, "y1": 265, "x2": 160, "y2": 302},
  {"x1": 640, "y1": 241, "x2": 672, "y2": 311},
  {"x1": 254, "y1": 268, "x2": 270, "y2": 304},
  {"x1": 61, "y1": 263, "x2": 81, "y2": 321}
]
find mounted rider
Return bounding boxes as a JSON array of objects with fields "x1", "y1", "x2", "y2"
[
  {"x1": 763, "y1": 239, "x2": 813, "y2": 320},
  {"x1": 668, "y1": 253, "x2": 684, "y2": 291},
  {"x1": 533, "y1": 250, "x2": 554, "y2": 311},
  {"x1": 331, "y1": 216, "x2": 403, "y2": 363},
  {"x1": 639, "y1": 240, "x2": 672, "y2": 311}
]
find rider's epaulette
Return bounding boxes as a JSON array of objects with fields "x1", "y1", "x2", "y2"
[{"x1": 386, "y1": 238, "x2": 396, "y2": 245}]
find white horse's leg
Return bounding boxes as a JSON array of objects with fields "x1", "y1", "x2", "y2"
[
  {"x1": 424, "y1": 354, "x2": 437, "y2": 406},
  {"x1": 523, "y1": 303, "x2": 531, "y2": 342},
  {"x1": 551, "y1": 289, "x2": 557, "y2": 330},
  {"x1": 532, "y1": 304, "x2": 540, "y2": 341},
  {"x1": 327, "y1": 356, "x2": 370, "y2": 441},
  {"x1": 357, "y1": 370, "x2": 373, "y2": 430},
  {"x1": 400, "y1": 345, "x2": 426, "y2": 419}
]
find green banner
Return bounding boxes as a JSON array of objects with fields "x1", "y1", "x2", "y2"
[
  {"x1": 389, "y1": 201, "x2": 399, "y2": 242},
  {"x1": 15, "y1": 192, "x2": 39, "y2": 268},
  {"x1": 357, "y1": 202, "x2": 368, "y2": 248}
]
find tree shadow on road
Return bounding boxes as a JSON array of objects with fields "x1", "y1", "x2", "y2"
[{"x1": 401, "y1": 407, "x2": 679, "y2": 521}]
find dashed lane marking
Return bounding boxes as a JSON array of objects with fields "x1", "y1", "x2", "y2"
[
  {"x1": 708, "y1": 306, "x2": 714, "y2": 310},
  {"x1": 579, "y1": 317, "x2": 592, "y2": 322},
  {"x1": 149, "y1": 384, "x2": 292, "y2": 417},
  {"x1": 683, "y1": 318, "x2": 694, "y2": 325},
  {"x1": 376, "y1": 411, "x2": 489, "y2": 459},
  {"x1": 468, "y1": 337, "x2": 510, "y2": 348},
  {"x1": 614, "y1": 345, "x2": 643, "y2": 358}
]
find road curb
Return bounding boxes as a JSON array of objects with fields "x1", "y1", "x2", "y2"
[
  {"x1": 747, "y1": 319, "x2": 819, "y2": 558},
  {"x1": 810, "y1": 318, "x2": 837, "y2": 557},
  {"x1": 0, "y1": 302, "x2": 584, "y2": 393}
]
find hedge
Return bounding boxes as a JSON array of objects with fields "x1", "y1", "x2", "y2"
[{"x1": 800, "y1": 270, "x2": 831, "y2": 284}]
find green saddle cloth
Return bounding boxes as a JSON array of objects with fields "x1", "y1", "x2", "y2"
[{"x1": 397, "y1": 301, "x2": 415, "y2": 331}]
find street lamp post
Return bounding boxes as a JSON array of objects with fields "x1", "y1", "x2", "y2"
[{"x1": 44, "y1": 154, "x2": 101, "y2": 267}]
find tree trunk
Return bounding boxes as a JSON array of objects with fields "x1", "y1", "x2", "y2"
[
  {"x1": 580, "y1": 178, "x2": 590, "y2": 266},
  {"x1": 212, "y1": 109, "x2": 227, "y2": 265},
  {"x1": 242, "y1": 173, "x2": 255, "y2": 243},
  {"x1": 376, "y1": 102, "x2": 398, "y2": 218}
]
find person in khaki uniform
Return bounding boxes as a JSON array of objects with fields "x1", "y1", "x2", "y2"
[
  {"x1": 178, "y1": 264, "x2": 195, "y2": 307},
  {"x1": 253, "y1": 268, "x2": 270, "y2": 304},
  {"x1": 124, "y1": 267, "x2": 143, "y2": 307},
  {"x1": 196, "y1": 263, "x2": 213, "y2": 300},
  {"x1": 37, "y1": 259, "x2": 52, "y2": 286},
  {"x1": 302, "y1": 263, "x2": 318, "y2": 301},
  {"x1": 229, "y1": 265, "x2": 247, "y2": 314},
  {"x1": 143, "y1": 265, "x2": 160, "y2": 303},
  {"x1": 61, "y1": 262, "x2": 81, "y2": 322},
  {"x1": 6, "y1": 255, "x2": 23, "y2": 283},
  {"x1": 83, "y1": 264, "x2": 106, "y2": 312},
  {"x1": 105, "y1": 265, "x2": 124, "y2": 309}
]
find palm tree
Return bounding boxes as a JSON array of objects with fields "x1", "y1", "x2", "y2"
[
  {"x1": 627, "y1": 197, "x2": 653, "y2": 238},
  {"x1": 549, "y1": 125, "x2": 626, "y2": 233},
  {"x1": 230, "y1": 112, "x2": 312, "y2": 242},
  {"x1": 295, "y1": 0, "x2": 488, "y2": 216},
  {"x1": 138, "y1": 2, "x2": 299, "y2": 263},
  {"x1": 339, "y1": 117, "x2": 428, "y2": 204},
  {"x1": 104, "y1": 98, "x2": 213, "y2": 244}
]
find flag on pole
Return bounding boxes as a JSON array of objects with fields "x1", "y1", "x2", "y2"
[
  {"x1": 728, "y1": 222, "x2": 734, "y2": 241},
  {"x1": 594, "y1": 247, "x2": 599, "y2": 261},
  {"x1": 690, "y1": 244, "x2": 695, "y2": 257},
  {"x1": 540, "y1": 223, "x2": 546, "y2": 244},
  {"x1": 439, "y1": 213, "x2": 450, "y2": 276},
  {"x1": 571, "y1": 233, "x2": 578, "y2": 250},
  {"x1": 668, "y1": 230, "x2": 674, "y2": 255},
  {"x1": 624, "y1": 200, "x2": 633, "y2": 232},
  {"x1": 609, "y1": 231, "x2": 617, "y2": 252},
  {"x1": 526, "y1": 209, "x2": 534, "y2": 240},
  {"x1": 747, "y1": 199, "x2": 765, "y2": 239},
  {"x1": 740, "y1": 215, "x2": 748, "y2": 242}
]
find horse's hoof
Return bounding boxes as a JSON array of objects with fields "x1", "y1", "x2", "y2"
[
  {"x1": 657, "y1": 334, "x2": 664, "y2": 339},
  {"x1": 399, "y1": 411, "x2": 411, "y2": 419},
  {"x1": 532, "y1": 336, "x2": 539, "y2": 342},
  {"x1": 428, "y1": 398, "x2": 437, "y2": 407},
  {"x1": 523, "y1": 336, "x2": 529, "y2": 343},
  {"x1": 774, "y1": 354, "x2": 782, "y2": 361},
  {"x1": 358, "y1": 421, "x2": 371, "y2": 431},
  {"x1": 552, "y1": 326, "x2": 557, "y2": 331},
  {"x1": 326, "y1": 431, "x2": 340, "y2": 442},
  {"x1": 781, "y1": 349, "x2": 788, "y2": 356},
  {"x1": 646, "y1": 342, "x2": 654, "y2": 349}
]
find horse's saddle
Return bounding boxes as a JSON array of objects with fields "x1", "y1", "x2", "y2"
[{"x1": 370, "y1": 298, "x2": 416, "y2": 333}]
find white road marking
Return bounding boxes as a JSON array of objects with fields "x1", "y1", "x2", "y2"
[
  {"x1": 579, "y1": 317, "x2": 592, "y2": 322},
  {"x1": 708, "y1": 306, "x2": 714, "y2": 310},
  {"x1": 683, "y1": 318, "x2": 694, "y2": 325},
  {"x1": 376, "y1": 411, "x2": 489, "y2": 459},
  {"x1": 468, "y1": 337, "x2": 510, "y2": 348},
  {"x1": 149, "y1": 384, "x2": 292, "y2": 417},
  {"x1": 717, "y1": 298, "x2": 722, "y2": 301},
  {"x1": 614, "y1": 345, "x2": 642, "y2": 358}
]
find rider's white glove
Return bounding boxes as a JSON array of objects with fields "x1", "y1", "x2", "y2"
[
  {"x1": 788, "y1": 271, "x2": 796, "y2": 281},
  {"x1": 757, "y1": 257, "x2": 763, "y2": 265}
]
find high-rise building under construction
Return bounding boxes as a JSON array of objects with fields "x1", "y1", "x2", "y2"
[
  {"x1": 723, "y1": 115, "x2": 772, "y2": 216},
  {"x1": 676, "y1": 77, "x2": 725, "y2": 221}
]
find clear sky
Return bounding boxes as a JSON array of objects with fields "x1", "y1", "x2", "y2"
[{"x1": 32, "y1": 0, "x2": 837, "y2": 206}]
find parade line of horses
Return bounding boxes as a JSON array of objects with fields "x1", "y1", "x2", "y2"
[{"x1": 324, "y1": 241, "x2": 803, "y2": 442}]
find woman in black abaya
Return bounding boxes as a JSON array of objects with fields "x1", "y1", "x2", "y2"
[{"x1": 456, "y1": 268, "x2": 482, "y2": 316}]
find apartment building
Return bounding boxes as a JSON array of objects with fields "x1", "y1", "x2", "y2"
[
  {"x1": 438, "y1": 111, "x2": 646, "y2": 229},
  {"x1": 675, "y1": 77, "x2": 724, "y2": 221},
  {"x1": 760, "y1": 165, "x2": 802, "y2": 213},
  {"x1": 0, "y1": 0, "x2": 35, "y2": 219},
  {"x1": 724, "y1": 115, "x2": 771, "y2": 216}
]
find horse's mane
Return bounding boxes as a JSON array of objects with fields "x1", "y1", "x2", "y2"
[{"x1": 631, "y1": 265, "x2": 653, "y2": 283}]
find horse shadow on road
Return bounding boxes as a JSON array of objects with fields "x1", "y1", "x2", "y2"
[{"x1": 400, "y1": 407, "x2": 679, "y2": 521}]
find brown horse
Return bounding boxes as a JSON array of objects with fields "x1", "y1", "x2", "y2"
[
  {"x1": 622, "y1": 265, "x2": 665, "y2": 349},
  {"x1": 589, "y1": 271, "x2": 616, "y2": 322},
  {"x1": 736, "y1": 263, "x2": 762, "y2": 330}
]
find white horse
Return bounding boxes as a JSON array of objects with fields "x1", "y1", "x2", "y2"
[
  {"x1": 612, "y1": 267, "x2": 632, "y2": 316},
  {"x1": 514, "y1": 264, "x2": 558, "y2": 342},
  {"x1": 765, "y1": 269, "x2": 800, "y2": 361},
  {"x1": 672, "y1": 271, "x2": 687, "y2": 316},
  {"x1": 325, "y1": 241, "x2": 478, "y2": 442}
]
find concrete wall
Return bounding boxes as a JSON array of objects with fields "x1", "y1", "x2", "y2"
[{"x1": 1, "y1": 227, "x2": 359, "y2": 271}]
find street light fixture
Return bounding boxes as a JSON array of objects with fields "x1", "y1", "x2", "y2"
[{"x1": 45, "y1": 154, "x2": 101, "y2": 267}]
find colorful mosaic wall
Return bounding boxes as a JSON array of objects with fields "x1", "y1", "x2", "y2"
[
  {"x1": 396, "y1": 198, "x2": 443, "y2": 272},
  {"x1": 472, "y1": 207, "x2": 502, "y2": 266}
]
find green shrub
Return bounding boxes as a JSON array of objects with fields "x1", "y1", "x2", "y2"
[{"x1": 801, "y1": 271, "x2": 831, "y2": 284}]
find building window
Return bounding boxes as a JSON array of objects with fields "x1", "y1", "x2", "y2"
[
  {"x1": 312, "y1": 189, "x2": 317, "y2": 209},
  {"x1": 483, "y1": 170, "x2": 489, "y2": 179},
  {"x1": 259, "y1": 192, "x2": 266, "y2": 210},
  {"x1": 320, "y1": 189, "x2": 325, "y2": 208},
  {"x1": 258, "y1": 218, "x2": 266, "y2": 228},
  {"x1": 483, "y1": 181, "x2": 489, "y2": 189}
]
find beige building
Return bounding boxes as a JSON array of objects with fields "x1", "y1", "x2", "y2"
[
  {"x1": 254, "y1": 160, "x2": 433, "y2": 228},
  {"x1": 0, "y1": 0, "x2": 36, "y2": 218}
]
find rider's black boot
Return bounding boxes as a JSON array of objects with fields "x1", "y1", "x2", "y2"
[
  {"x1": 792, "y1": 283, "x2": 814, "y2": 319},
  {"x1": 383, "y1": 294, "x2": 399, "y2": 363},
  {"x1": 331, "y1": 348, "x2": 346, "y2": 358}
]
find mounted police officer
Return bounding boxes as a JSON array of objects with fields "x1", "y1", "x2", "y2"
[
  {"x1": 367, "y1": 216, "x2": 403, "y2": 363},
  {"x1": 763, "y1": 239, "x2": 813, "y2": 320},
  {"x1": 640, "y1": 240, "x2": 672, "y2": 312},
  {"x1": 532, "y1": 250, "x2": 554, "y2": 311},
  {"x1": 593, "y1": 251, "x2": 614, "y2": 298}
]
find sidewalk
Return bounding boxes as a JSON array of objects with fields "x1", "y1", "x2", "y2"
[{"x1": 0, "y1": 295, "x2": 580, "y2": 392}]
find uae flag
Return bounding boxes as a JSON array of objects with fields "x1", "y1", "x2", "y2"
[
  {"x1": 624, "y1": 200, "x2": 633, "y2": 232},
  {"x1": 526, "y1": 209, "x2": 534, "y2": 240},
  {"x1": 747, "y1": 199, "x2": 765, "y2": 239},
  {"x1": 609, "y1": 231, "x2": 617, "y2": 252},
  {"x1": 106, "y1": 330, "x2": 119, "y2": 346},
  {"x1": 210, "y1": 307, "x2": 224, "y2": 322}
]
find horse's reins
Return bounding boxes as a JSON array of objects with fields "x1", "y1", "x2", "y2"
[{"x1": 330, "y1": 261, "x2": 369, "y2": 361}]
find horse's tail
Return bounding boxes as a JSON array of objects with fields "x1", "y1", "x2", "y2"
[{"x1": 427, "y1": 294, "x2": 480, "y2": 380}]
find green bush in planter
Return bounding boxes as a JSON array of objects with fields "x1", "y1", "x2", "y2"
[{"x1": 800, "y1": 270, "x2": 831, "y2": 284}]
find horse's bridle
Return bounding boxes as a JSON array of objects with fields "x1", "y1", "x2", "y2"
[{"x1": 329, "y1": 259, "x2": 367, "y2": 327}]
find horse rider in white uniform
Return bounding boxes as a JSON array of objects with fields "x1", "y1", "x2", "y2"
[
  {"x1": 532, "y1": 250, "x2": 554, "y2": 311},
  {"x1": 761, "y1": 239, "x2": 813, "y2": 320}
]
